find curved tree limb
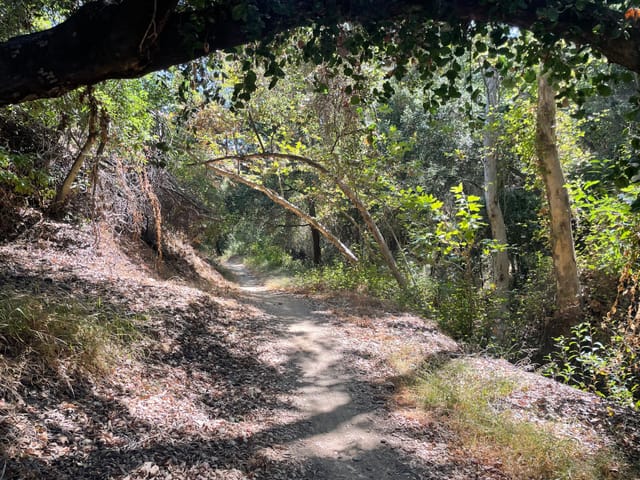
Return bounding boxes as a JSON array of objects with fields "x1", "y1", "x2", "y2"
[
  {"x1": 200, "y1": 153, "x2": 408, "y2": 288},
  {"x1": 1, "y1": 1, "x2": 640, "y2": 105},
  {"x1": 204, "y1": 163, "x2": 359, "y2": 264}
]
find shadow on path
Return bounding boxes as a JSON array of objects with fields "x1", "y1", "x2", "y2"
[{"x1": 222, "y1": 259, "x2": 464, "y2": 479}]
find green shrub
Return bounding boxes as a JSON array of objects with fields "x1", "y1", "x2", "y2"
[
  {"x1": 430, "y1": 278, "x2": 481, "y2": 340},
  {"x1": 0, "y1": 147, "x2": 53, "y2": 200},
  {"x1": 488, "y1": 254, "x2": 557, "y2": 360},
  {"x1": 239, "y1": 241, "x2": 302, "y2": 273},
  {"x1": 544, "y1": 322, "x2": 639, "y2": 409},
  {"x1": 298, "y1": 261, "x2": 403, "y2": 300}
]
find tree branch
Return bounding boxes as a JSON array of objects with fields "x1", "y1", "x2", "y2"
[
  {"x1": 204, "y1": 162, "x2": 359, "y2": 263},
  {"x1": 1, "y1": 1, "x2": 640, "y2": 105},
  {"x1": 198, "y1": 152, "x2": 408, "y2": 287}
]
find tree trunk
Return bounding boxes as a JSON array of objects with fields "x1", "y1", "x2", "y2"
[
  {"x1": 205, "y1": 164, "x2": 358, "y2": 264},
  {"x1": 482, "y1": 70, "x2": 511, "y2": 340},
  {"x1": 482, "y1": 70, "x2": 510, "y2": 293},
  {"x1": 308, "y1": 200, "x2": 322, "y2": 265},
  {"x1": 346, "y1": 186, "x2": 408, "y2": 288},
  {"x1": 51, "y1": 94, "x2": 99, "y2": 212},
  {"x1": 536, "y1": 72, "x2": 581, "y2": 341}
]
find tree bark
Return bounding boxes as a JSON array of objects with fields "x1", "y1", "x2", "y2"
[
  {"x1": 536, "y1": 72, "x2": 581, "y2": 340},
  {"x1": 2, "y1": 0, "x2": 640, "y2": 105},
  {"x1": 482, "y1": 70, "x2": 510, "y2": 294},
  {"x1": 51, "y1": 93, "x2": 99, "y2": 211},
  {"x1": 205, "y1": 163, "x2": 358, "y2": 264},
  {"x1": 308, "y1": 200, "x2": 322, "y2": 265},
  {"x1": 482, "y1": 69, "x2": 510, "y2": 340},
  {"x1": 203, "y1": 153, "x2": 408, "y2": 288}
]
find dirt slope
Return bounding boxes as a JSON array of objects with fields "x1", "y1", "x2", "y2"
[{"x1": 1, "y1": 221, "x2": 638, "y2": 479}]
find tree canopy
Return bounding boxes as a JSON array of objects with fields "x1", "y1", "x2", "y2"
[{"x1": 2, "y1": 0, "x2": 640, "y2": 105}]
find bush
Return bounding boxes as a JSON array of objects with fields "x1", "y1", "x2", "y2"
[
  {"x1": 0, "y1": 147, "x2": 54, "y2": 203},
  {"x1": 430, "y1": 278, "x2": 483, "y2": 340},
  {"x1": 298, "y1": 261, "x2": 403, "y2": 300},
  {"x1": 491, "y1": 255, "x2": 557, "y2": 360},
  {"x1": 544, "y1": 322, "x2": 639, "y2": 409},
  {"x1": 239, "y1": 241, "x2": 302, "y2": 272}
]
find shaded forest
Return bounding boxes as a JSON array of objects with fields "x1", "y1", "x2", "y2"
[{"x1": 1, "y1": 1, "x2": 640, "y2": 478}]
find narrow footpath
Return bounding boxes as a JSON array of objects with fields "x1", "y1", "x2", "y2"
[
  {"x1": 223, "y1": 259, "x2": 470, "y2": 480},
  {"x1": 2, "y1": 224, "x2": 636, "y2": 480}
]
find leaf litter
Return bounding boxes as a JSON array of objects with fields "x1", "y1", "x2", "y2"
[{"x1": 0, "y1": 220, "x2": 638, "y2": 479}]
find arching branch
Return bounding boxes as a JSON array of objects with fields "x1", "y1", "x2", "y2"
[
  {"x1": 201, "y1": 153, "x2": 408, "y2": 288},
  {"x1": 204, "y1": 163, "x2": 359, "y2": 264},
  {"x1": 2, "y1": 1, "x2": 640, "y2": 105}
]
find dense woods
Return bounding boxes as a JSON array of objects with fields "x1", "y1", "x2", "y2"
[{"x1": 2, "y1": 1, "x2": 640, "y2": 477}]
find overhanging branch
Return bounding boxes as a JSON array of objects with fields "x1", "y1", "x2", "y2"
[
  {"x1": 204, "y1": 162, "x2": 359, "y2": 264},
  {"x1": 1, "y1": 1, "x2": 640, "y2": 105},
  {"x1": 199, "y1": 152, "x2": 408, "y2": 287}
]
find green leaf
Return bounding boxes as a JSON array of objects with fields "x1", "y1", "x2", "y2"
[
  {"x1": 524, "y1": 69, "x2": 536, "y2": 83},
  {"x1": 595, "y1": 83, "x2": 612, "y2": 96}
]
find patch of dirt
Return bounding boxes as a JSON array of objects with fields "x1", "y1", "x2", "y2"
[{"x1": 0, "y1": 220, "x2": 638, "y2": 479}]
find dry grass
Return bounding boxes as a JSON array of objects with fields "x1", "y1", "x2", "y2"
[
  {"x1": 388, "y1": 343, "x2": 426, "y2": 376},
  {"x1": 397, "y1": 358, "x2": 628, "y2": 480},
  {"x1": 0, "y1": 288, "x2": 141, "y2": 376},
  {"x1": 264, "y1": 275, "x2": 297, "y2": 290},
  {"x1": 161, "y1": 231, "x2": 231, "y2": 292}
]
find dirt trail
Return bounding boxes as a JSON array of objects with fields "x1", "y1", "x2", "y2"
[
  {"x1": 2, "y1": 225, "x2": 637, "y2": 479},
  {"x1": 0, "y1": 225, "x2": 472, "y2": 480},
  {"x1": 224, "y1": 259, "x2": 443, "y2": 479}
]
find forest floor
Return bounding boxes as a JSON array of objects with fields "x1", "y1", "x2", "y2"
[{"x1": 1, "y1": 220, "x2": 639, "y2": 479}]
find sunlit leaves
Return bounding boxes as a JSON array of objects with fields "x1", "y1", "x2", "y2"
[{"x1": 568, "y1": 179, "x2": 640, "y2": 273}]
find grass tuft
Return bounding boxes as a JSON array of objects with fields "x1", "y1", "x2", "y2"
[
  {"x1": 406, "y1": 359, "x2": 628, "y2": 480},
  {"x1": 0, "y1": 289, "x2": 142, "y2": 375}
]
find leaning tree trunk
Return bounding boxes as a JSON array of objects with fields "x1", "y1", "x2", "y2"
[
  {"x1": 203, "y1": 153, "x2": 408, "y2": 288},
  {"x1": 51, "y1": 93, "x2": 99, "y2": 212},
  {"x1": 282, "y1": 155, "x2": 407, "y2": 286},
  {"x1": 205, "y1": 164, "x2": 358, "y2": 264},
  {"x1": 536, "y1": 72, "x2": 581, "y2": 341},
  {"x1": 333, "y1": 175, "x2": 407, "y2": 288}
]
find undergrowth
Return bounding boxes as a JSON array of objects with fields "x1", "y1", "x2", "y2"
[
  {"x1": 404, "y1": 358, "x2": 628, "y2": 480},
  {"x1": 297, "y1": 261, "x2": 405, "y2": 301},
  {"x1": 0, "y1": 289, "x2": 142, "y2": 376},
  {"x1": 225, "y1": 239, "x2": 304, "y2": 273},
  {"x1": 544, "y1": 261, "x2": 640, "y2": 410},
  {"x1": 544, "y1": 322, "x2": 639, "y2": 409}
]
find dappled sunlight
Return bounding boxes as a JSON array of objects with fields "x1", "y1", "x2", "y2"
[
  {"x1": 2, "y1": 221, "x2": 636, "y2": 478},
  {"x1": 217, "y1": 261, "x2": 473, "y2": 478}
]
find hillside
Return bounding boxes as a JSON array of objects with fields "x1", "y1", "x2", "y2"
[{"x1": 0, "y1": 220, "x2": 638, "y2": 479}]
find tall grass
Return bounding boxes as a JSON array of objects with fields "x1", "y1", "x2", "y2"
[{"x1": 0, "y1": 289, "x2": 141, "y2": 374}]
